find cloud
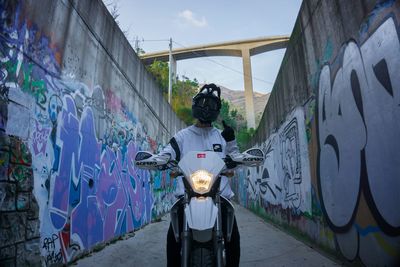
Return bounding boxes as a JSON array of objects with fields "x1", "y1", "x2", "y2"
[{"x1": 178, "y1": 10, "x2": 207, "y2": 28}]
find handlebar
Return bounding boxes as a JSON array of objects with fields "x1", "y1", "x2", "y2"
[
  {"x1": 168, "y1": 170, "x2": 234, "y2": 179},
  {"x1": 221, "y1": 170, "x2": 235, "y2": 177},
  {"x1": 169, "y1": 171, "x2": 183, "y2": 178},
  {"x1": 155, "y1": 157, "x2": 238, "y2": 178}
]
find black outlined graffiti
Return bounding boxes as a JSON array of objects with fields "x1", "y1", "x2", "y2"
[
  {"x1": 42, "y1": 234, "x2": 63, "y2": 265},
  {"x1": 280, "y1": 118, "x2": 302, "y2": 209},
  {"x1": 317, "y1": 16, "x2": 400, "y2": 235},
  {"x1": 246, "y1": 109, "x2": 311, "y2": 212}
]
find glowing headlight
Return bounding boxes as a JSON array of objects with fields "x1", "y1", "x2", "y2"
[{"x1": 190, "y1": 170, "x2": 213, "y2": 194}]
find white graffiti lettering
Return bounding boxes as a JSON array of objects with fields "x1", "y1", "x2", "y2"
[{"x1": 318, "y1": 17, "x2": 400, "y2": 230}]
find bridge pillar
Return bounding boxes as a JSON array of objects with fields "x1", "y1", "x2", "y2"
[{"x1": 241, "y1": 49, "x2": 256, "y2": 129}]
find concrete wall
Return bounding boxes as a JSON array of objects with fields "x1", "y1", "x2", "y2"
[
  {"x1": 232, "y1": 0, "x2": 400, "y2": 266},
  {"x1": 0, "y1": 0, "x2": 185, "y2": 265}
]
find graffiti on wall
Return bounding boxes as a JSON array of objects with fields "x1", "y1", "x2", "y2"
[
  {"x1": 231, "y1": 1, "x2": 399, "y2": 266},
  {"x1": 317, "y1": 15, "x2": 400, "y2": 265},
  {"x1": 0, "y1": 1, "x2": 176, "y2": 265},
  {"x1": 237, "y1": 108, "x2": 311, "y2": 214}
]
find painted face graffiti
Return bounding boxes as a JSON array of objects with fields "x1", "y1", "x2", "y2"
[{"x1": 238, "y1": 108, "x2": 312, "y2": 213}]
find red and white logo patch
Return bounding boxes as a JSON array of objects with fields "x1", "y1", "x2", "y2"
[{"x1": 197, "y1": 153, "x2": 206, "y2": 158}]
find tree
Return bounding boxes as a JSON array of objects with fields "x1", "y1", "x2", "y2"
[
  {"x1": 136, "y1": 47, "x2": 146, "y2": 56},
  {"x1": 146, "y1": 60, "x2": 197, "y2": 123},
  {"x1": 146, "y1": 60, "x2": 169, "y2": 95},
  {"x1": 176, "y1": 106, "x2": 195, "y2": 125},
  {"x1": 214, "y1": 99, "x2": 236, "y2": 130},
  {"x1": 103, "y1": 0, "x2": 119, "y2": 20},
  {"x1": 103, "y1": 0, "x2": 131, "y2": 38}
]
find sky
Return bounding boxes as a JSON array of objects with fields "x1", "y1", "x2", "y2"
[{"x1": 108, "y1": 0, "x2": 302, "y2": 94}]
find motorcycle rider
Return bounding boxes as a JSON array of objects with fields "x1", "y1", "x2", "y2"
[{"x1": 159, "y1": 83, "x2": 240, "y2": 267}]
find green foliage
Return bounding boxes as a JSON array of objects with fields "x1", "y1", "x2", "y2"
[
  {"x1": 176, "y1": 106, "x2": 195, "y2": 125},
  {"x1": 146, "y1": 60, "x2": 169, "y2": 94},
  {"x1": 172, "y1": 77, "x2": 198, "y2": 109},
  {"x1": 146, "y1": 60, "x2": 254, "y2": 150},
  {"x1": 214, "y1": 99, "x2": 236, "y2": 130},
  {"x1": 147, "y1": 60, "x2": 197, "y2": 124},
  {"x1": 236, "y1": 127, "x2": 255, "y2": 151},
  {"x1": 136, "y1": 47, "x2": 146, "y2": 56},
  {"x1": 215, "y1": 99, "x2": 254, "y2": 151}
]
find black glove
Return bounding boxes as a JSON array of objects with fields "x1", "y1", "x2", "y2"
[
  {"x1": 221, "y1": 120, "x2": 235, "y2": 142},
  {"x1": 225, "y1": 155, "x2": 237, "y2": 169}
]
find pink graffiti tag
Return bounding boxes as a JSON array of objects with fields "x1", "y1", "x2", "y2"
[{"x1": 32, "y1": 120, "x2": 50, "y2": 155}]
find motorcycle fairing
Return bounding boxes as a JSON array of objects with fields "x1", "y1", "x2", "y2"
[{"x1": 185, "y1": 197, "x2": 218, "y2": 232}]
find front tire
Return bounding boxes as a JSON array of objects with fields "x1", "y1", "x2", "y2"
[{"x1": 190, "y1": 242, "x2": 215, "y2": 267}]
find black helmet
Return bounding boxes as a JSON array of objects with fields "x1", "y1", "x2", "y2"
[{"x1": 192, "y1": 83, "x2": 222, "y2": 123}]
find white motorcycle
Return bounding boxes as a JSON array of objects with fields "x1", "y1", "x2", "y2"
[{"x1": 134, "y1": 148, "x2": 264, "y2": 267}]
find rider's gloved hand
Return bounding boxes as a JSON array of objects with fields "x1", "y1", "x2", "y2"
[
  {"x1": 221, "y1": 120, "x2": 235, "y2": 142},
  {"x1": 225, "y1": 155, "x2": 237, "y2": 169}
]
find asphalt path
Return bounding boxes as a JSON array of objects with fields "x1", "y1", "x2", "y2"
[{"x1": 74, "y1": 204, "x2": 342, "y2": 267}]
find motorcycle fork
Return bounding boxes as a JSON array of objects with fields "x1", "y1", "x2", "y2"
[
  {"x1": 214, "y1": 194, "x2": 223, "y2": 267},
  {"x1": 181, "y1": 194, "x2": 190, "y2": 267}
]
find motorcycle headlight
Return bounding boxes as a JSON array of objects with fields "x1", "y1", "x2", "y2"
[{"x1": 190, "y1": 170, "x2": 213, "y2": 194}]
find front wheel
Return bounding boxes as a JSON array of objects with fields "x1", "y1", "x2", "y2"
[{"x1": 190, "y1": 242, "x2": 215, "y2": 267}]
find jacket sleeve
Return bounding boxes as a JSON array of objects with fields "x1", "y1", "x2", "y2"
[
  {"x1": 225, "y1": 139, "x2": 240, "y2": 154},
  {"x1": 158, "y1": 142, "x2": 175, "y2": 159},
  {"x1": 158, "y1": 133, "x2": 182, "y2": 161}
]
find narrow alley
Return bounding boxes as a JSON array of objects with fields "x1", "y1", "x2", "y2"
[{"x1": 74, "y1": 205, "x2": 341, "y2": 267}]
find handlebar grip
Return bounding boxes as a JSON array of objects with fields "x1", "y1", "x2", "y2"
[
  {"x1": 170, "y1": 171, "x2": 182, "y2": 178},
  {"x1": 224, "y1": 156, "x2": 239, "y2": 169},
  {"x1": 221, "y1": 170, "x2": 235, "y2": 177}
]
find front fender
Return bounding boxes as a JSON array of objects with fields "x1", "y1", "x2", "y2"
[{"x1": 185, "y1": 197, "x2": 218, "y2": 231}]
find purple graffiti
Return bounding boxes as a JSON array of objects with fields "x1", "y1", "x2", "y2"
[
  {"x1": 32, "y1": 120, "x2": 50, "y2": 155},
  {"x1": 50, "y1": 95, "x2": 154, "y2": 248},
  {"x1": 0, "y1": 2, "x2": 173, "y2": 264}
]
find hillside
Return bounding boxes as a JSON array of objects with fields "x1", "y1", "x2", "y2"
[{"x1": 218, "y1": 85, "x2": 270, "y2": 127}]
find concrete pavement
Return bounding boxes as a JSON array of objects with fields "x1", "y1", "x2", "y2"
[{"x1": 73, "y1": 205, "x2": 342, "y2": 267}]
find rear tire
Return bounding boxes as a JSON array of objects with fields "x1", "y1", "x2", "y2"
[{"x1": 190, "y1": 242, "x2": 215, "y2": 267}]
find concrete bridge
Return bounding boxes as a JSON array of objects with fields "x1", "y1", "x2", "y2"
[
  {"x1": 0, "y1": 0, "x2": 399, "y2": 266},
  {"x1": 140, "y1": 36, "x2": 290, "y2": 129}
]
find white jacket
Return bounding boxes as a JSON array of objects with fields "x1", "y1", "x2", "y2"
[{"x1": 160, "y1": 125, "x2": 239, "y2": 199}]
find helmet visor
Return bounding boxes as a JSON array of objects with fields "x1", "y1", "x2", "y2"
[{"x1": 196, "y1": 97, "x2": 219, "y2": 110}]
